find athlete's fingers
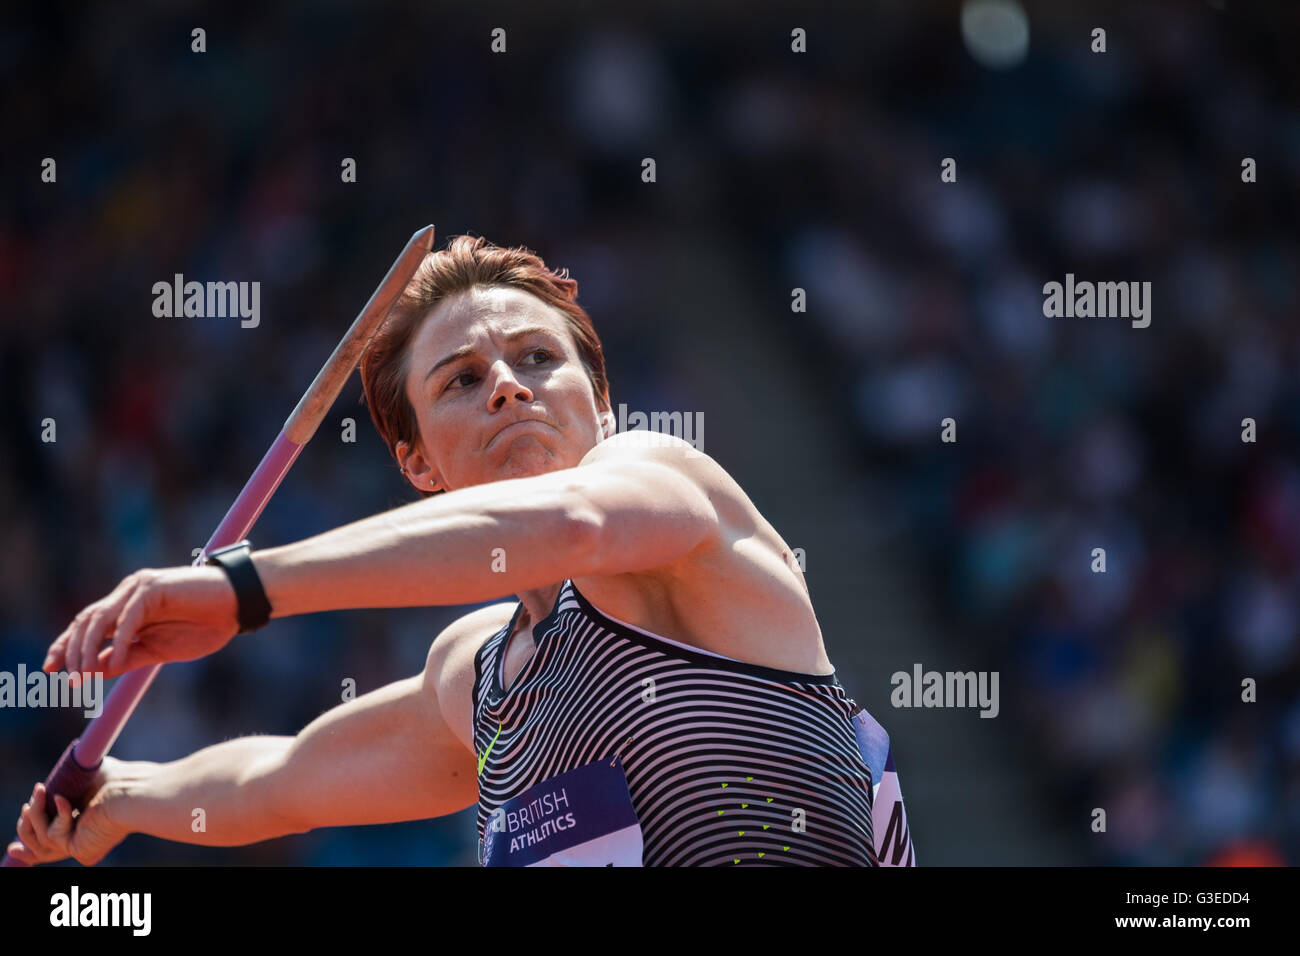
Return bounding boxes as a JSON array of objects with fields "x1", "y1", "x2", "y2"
[
  {"x1": 78, "y1": 595, "x2": 127, "y2": 681},
  {"x1": 5, "y1": 840, "x2": 36, "y2": 864},
  {"x1": 26, "y1": 784, "x2": 50, "y2": 845},
  {"x1": 95, "y1": 635, "x2": 161, "y2": 679},
  {"x1": 42, "y1": 628, "x2": 68, "y2": 673},
  {"x1": 87, "y1": 573, "x2": 145, "y2": 675},
  {"x1": 46, "y1": 605, "x2": 91, "y2": 673},
  {"x1": 110, "y1": 587, "x2": 149, "y2": 674},
  {"x1": 61, "y1": 610, "x2": 89, "y2": 679},
  {"x1": 16, "y1": 803, "x2": 40, "y2": 854},
  {"x1": 53, "y1": 794, "x2": 74, "y2": 822},
  {"x1": 48, "y1": 794, "x2": 76, "y2": 843},
  {"x1": 59, "y1": 574, "x2": 142, "y2": 678},
  {"x1": 67, "y1": 608, "x2": 110, "y2": 684}
]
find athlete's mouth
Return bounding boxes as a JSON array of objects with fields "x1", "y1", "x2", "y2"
[{"x1": 486, "y1": 417, "x2": 553, "y2": 448}]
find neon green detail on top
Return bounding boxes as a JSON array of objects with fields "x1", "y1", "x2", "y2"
[{"x1": 478, "y1": 722, "x2": 503, "y2": 777}]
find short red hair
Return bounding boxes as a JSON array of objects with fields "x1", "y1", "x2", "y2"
[{"x1": 360, "y1": 234, "x2": 611, "y2": 497}]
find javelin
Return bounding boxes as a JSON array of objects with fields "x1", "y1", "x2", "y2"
[{"x1": 1, "y1": 224, "x2": 436, "y2": 866}]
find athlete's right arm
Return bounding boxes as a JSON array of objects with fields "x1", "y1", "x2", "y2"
[{"x1": 6, "y1": 607, "x2": 498, "y2": 866}]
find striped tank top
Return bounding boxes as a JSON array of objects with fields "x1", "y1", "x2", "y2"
[{"x1": 471, "y1": 577, "x2": 881, "y2": 866}]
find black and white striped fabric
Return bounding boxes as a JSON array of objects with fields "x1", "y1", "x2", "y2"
[{"x1": 472, "y1": 578, "x2": 882, "y2": 866}]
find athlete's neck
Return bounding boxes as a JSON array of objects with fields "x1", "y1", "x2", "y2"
[{"x1": 514, "y1": 580, "x2": 565, "y2": 633}]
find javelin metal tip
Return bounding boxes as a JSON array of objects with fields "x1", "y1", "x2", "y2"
[{"x1": 411, "y1": 224, "x2": 436, "y2": 250}]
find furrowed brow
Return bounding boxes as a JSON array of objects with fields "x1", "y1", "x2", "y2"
[{"x1": 423, "y1": 326, "x2": 560, "y2": 383}]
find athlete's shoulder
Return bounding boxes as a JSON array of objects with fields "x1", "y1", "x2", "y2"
[
  {"x1": 579, "y1": 430, "x2": 750, "y2": 510},
  {"x1": 579, "y1": 429, "x2": 761, "y2": 542},
  {"x1": 579, "y1": 429, "x2": 712, "y2": 471},
  {"x1": 424, "y1": 602, "x2": 518, "y2": 752},
  {"x1": 427, "y1": 601, "x2": 517, "y2": 672}
]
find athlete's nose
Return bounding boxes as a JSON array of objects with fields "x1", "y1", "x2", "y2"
[{"x1": 486, "y1": 358, "x2": 534, "y2": 410}]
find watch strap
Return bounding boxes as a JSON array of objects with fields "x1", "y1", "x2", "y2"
[{"x1": 205, "y1": 540, "x2": 273, "y2": 634}]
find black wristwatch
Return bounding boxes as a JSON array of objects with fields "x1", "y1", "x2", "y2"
[{"x1": 205, "y1": 540, "x2": 273, "y2": 634}]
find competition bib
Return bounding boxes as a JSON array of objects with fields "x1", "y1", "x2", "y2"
[
  {"x1": 850, "y1": 706, "x2": 917, "y2": 867},
  {"x1": 479, "y1": 755, "x2": 644, "y2": 867}
]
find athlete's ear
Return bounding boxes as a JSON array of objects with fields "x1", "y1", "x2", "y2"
[
  {"x1": 395, "y1": 439, "x2": 445, "y2": 493},
  {"x1": 599, "y1": 409, "x2": 616, "y2": 439}
]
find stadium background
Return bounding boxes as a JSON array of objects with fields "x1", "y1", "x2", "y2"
[{"x1": 1, "y1": 0, "x2": 1297, "y2": 865}]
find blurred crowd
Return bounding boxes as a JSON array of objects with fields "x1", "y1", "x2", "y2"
[
  {"x1": 748, "y1": 4, "x2": 1300, "y2": 863},
  {"x1": 1, "y1": 1, "x2": 1296, "y2": 864}
]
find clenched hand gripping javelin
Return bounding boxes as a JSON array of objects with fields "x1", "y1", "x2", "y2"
[{"x1": 1, "y1": 225, "x2": 436, "y2": 866}]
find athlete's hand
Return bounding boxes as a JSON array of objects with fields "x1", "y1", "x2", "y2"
[
  {"x1": 44, "y1": 567, "x2": 240, "y2": 680},
  {"x1": 6, "y1": 762, "x2": 129, "y2": 866}
]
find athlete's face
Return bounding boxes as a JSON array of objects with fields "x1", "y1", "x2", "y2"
[{"x1": 396, "y1": 285, "x2": 614, "y2": 493}]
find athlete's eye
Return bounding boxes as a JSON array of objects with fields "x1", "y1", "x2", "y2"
[
  {"x1": 445, "y1": 369, "x2": 478, "y2": 392},
  {"x1": 443, "y1": 349, "x2": 552, "y2": 394}
]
